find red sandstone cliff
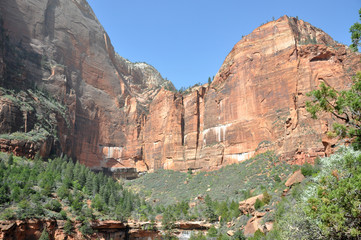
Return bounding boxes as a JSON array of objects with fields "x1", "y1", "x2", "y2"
[
  {"x1": 0, "y1": 0, "x2": 172, "y2": 173},
  {"x1": 142, "y1": 16, "x2": 361, "y2": 171},
  {"x1": 0, "y1": 0, "x2": 360, "y2": 174}
]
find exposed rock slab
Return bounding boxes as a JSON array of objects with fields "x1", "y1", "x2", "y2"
[
  {"x1": 244, "y1": 211, "x2": 266, "y2": 236},
  {"x1": 285, "y1": 169, "x2": 305, "y2": 187},
  {"x1": 239, "y1": 194, "x2": 264, "y2": 215}
]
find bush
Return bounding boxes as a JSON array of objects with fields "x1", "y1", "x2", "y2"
[
  {"x1": 63, "y1": 219, "x2": 73, "y2": 235},
  {"x1": 1, "y1": 208, "x2": 15, "y2": 220},
  {"x1": 273, "y1": 175, "x2": 281, "y2": 182},
  {"x1": 45, "y1": 199, "x2": 62, "y2": 212},
  {"x1": 305, "y1": 152, "x2": 361, "y2": 239},
  {"x1": 232, "y1": 230, "x2": 246, "y2": 240},
  {"x1": 254, "y1": 198, "x2": 264, "y2": 210},
  {"x1": 249, "y1": 229, "x2": 265, "y2": 239},
  {"x1": 8, "y1": 153, "x2": 13, "y2": 165},
  {"x1": 59, "y1": 210, "x2": 67, "y2": 220},
  {"x1": 208, "y1": 226, "x2": 218, "y2": 237},
  {"x1": 301, "y1": 163, "x2": 316, "y2": 176},
  {"x1": 262, "y1": 190, "x2": 271, "y2": 205},
  {"x1": 79, "y1": 221, "x2": 93, "y2": 236}
]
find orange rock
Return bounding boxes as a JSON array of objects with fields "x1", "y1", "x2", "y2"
[
  {"x1": 137, "y1": 16, "x2": 361, "y2": 172},
  {"x1": 285, "y1": 170, "x2": 305, "y2": 187},
  {"x1": 239, "y1": 194, "x2": 264, "y2": 215},
  {"x1": 243, "y1": 211, "x2": 266, "y2": 236}
]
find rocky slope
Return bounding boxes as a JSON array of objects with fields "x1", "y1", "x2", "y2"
[{"x1": 0, "y1": 0, "x2": 360, "y2": 174}]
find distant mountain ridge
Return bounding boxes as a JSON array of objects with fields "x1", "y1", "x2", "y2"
[{"x1": 0, "y1": 0, "x2": 360, "y2": 175}]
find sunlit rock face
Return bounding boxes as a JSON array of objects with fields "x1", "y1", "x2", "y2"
[
  {"x1": 142, "y1": 16, "x2": 361, "y2": 171},
  {"x1": 0, "y1": 0, "x2": 360, "y2": 174}
]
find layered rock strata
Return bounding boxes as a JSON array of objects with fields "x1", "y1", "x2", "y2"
[{"x1": 0, "y1": 220, "x2": 210, "y2": 240}]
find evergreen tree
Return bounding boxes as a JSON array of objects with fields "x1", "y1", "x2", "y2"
[
  {"x1": 64, "y1": 219, "x2": 73, "y2": 235},
  {"x1": 350, "y1": 8, "x2": 361, "y2": 51},
  {"x1": 306, "y1": 72, "x2": 361, "y2": 149}
]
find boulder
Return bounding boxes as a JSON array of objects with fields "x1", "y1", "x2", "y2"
[
  {"x1": 243, "y1": 211, "x2": 266, "y2": 236},
  {"x1": 239, "y1": 194, "x2": 264, "y2": 215},
  {"x1": 285, "y1": 170, "x2": 305, "y2": 187}
]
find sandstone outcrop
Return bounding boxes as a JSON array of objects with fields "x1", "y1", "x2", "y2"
[
  {"x1": 285, "y1": 169, "x2": 305, "y2": 187},
  {"x1": 243, "y1": 211, "x2": 266, "y2": 236},
  {"x1": 0, "y1": 219, "x2": 210, "y2": 240},
  {"x1": 0, "y1": 0, "x2": 360, "y2": 174},
  {"x1": 239, "y1": 194, "x2": 264, "y2": 215}
]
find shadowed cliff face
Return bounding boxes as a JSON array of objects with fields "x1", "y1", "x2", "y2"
[
  {"x1": 0, "y1": 0, "x2": 360, "y2": 174},
  {"x1": 0, "y1": 0, "x2": 172, "y2": 172}
]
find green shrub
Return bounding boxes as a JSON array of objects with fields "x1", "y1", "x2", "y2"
[
  {"x1": 217, "y1": 233, "x2": 230, "y2": 240},
  {"x1": 301, "y1": 163, "x2": 316, "y2": 176},
  {"x1": 1, "y1": 208, "x2": 15, "y2": 220},
  {"x1": 208, "y1": 226, "x2": 218, "y2": 237},
  {"x1": 273, "y1": 175, "x2": 281, "y2": 182},
  {"x1": 64, "y1": 219, "x2": 73, "y2": 235},
  {"x1": 262, "y1": 190, "x2": 271, "y2": 205},
  {"x1": 251, "y1": 229, "x2": 265, "y2": 239},
  {"x1": 254, "y1": 198, "x2": 264, "y2": 210},
  {"x1": 305, "y1": 152, "x2": 361, "y2": 239},
  {"x1": 59, "y1": 210, "x2": 67, "y2": 220},
  {"x1": 79, "y1": 221, "x2": 93, "y2": 236},
  {"x1": 45, "y1": 199, "x2": 62, "y2": 212},
  {"x1": 232, "y1": 230, "x2": 246, "y2": 240},
  {"x1": 8, "y1": 153, "x2": 13, "y2": 165}
]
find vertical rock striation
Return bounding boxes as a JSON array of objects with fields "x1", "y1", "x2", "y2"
[
  {"x1": 0, "y1": 0, "x2": 172, "y2": 173},
  {"x1": 143, "y1": 16, "x2": 361, "y2": 171}
]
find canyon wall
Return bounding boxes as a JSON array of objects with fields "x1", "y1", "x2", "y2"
[
  {"x1": 0, "y1": 0, "x2": 172, "y2": 173},
  {"x1": 142, "y1": 16, "x2": 361, "y2": 171},
  {"x1": 0, "y1": 0, "x2": 360, "y2": 173}
]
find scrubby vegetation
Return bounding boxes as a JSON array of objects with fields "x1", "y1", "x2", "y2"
[
  {"x1": 126, "y1": 151, "x2": 296, "y2": 237},
  {"x1": 0, "y1": 86, "x2": 69, "y2": 142},
  {"x1": 0, "y1": 153, "x2": 152, "y2": 224},
  {"x1": 268, "y1": 147, "x2": 361, "y2": 240},
  {"x1": 128, "y1": 151, "x2": 294, "y2": 204}
]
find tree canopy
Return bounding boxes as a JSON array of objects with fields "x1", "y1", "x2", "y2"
[
  {"x1": 306, "y1": 72, "x2": 361, "y2": 149},
  {"x1": 350, "y1": 8, "x2": 361, "y2": 52}
]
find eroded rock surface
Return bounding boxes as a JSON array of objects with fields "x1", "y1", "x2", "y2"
[
  {"x1": 0, "y1": 0, "x2": 172, "y2": 173},
  {"x1": 0, "y1": 220, "x2": 210, "y2": 240},
  {"x1": 142, "y1": 16, "x2": 361, "y2": 171}
]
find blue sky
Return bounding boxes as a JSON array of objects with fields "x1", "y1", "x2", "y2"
[{"x1": 87, "y1": 0, "x2": 360, "y2": 90}]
